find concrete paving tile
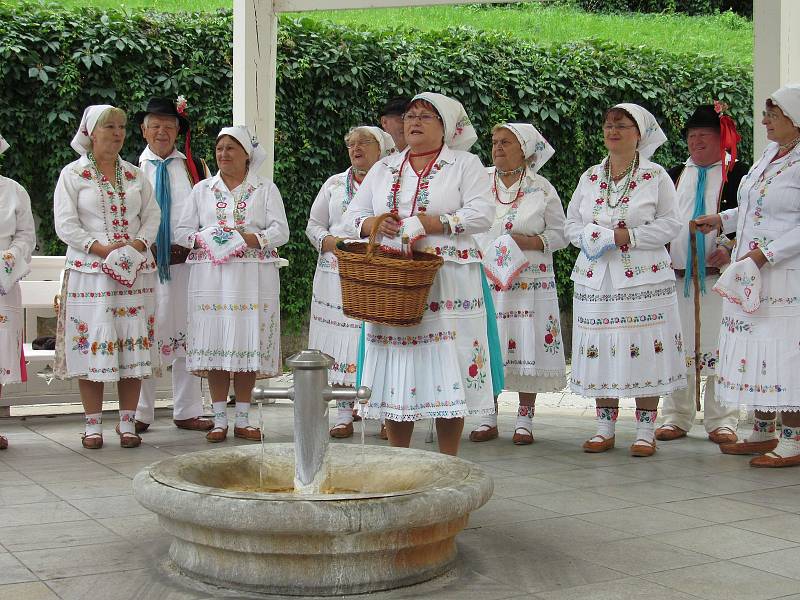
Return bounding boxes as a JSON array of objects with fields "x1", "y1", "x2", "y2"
[
  {"x1": 76, "y1": 447, "x2": 174, "y2": 466},
  {"x1": 545, "y1": 452, "x2": 643, "y2": 468},
  {"x1": 533, "y1": 576, "x2": 699, "y2": 600},
  {"x1": 491, "y1": 516, "x2": 633, "y2": 557},
  {"x1": 97, "y1": 513, "x2": 166, "y2": 541},
  {"x1": 14, "y1": 541, "x2": 150, "y2": 579},
  {"x1": 46, "y1": 568, "x2": 208, "y2": 600},
  {"x1": 7, "y1": 454, "x2": 98, "y2": 471},
  {"x1": 67, "y1": 494, "x2": 151, "y2": 519},
  {"x1": 596, "y1": 459, "x2": 709, "y2": 481},
  {"x1": 513, "y1": 489, "x2": 639, "y2": 516},
  {"x1": 0, "y1": 469, "x2": 31, "y2": 485},
  {"x1": 458, "y1": 527, "x2": 565, "y2": 561},
  {"x1": 20, "y1": 465, "x2": 121, "y2": 483},
  {"x1": 650, "y1": 524, "x2": 798, "y2": 559},
  {"x1": 490, "y1": 475, "x2": 575, "y2": 498},
  {"x1": 0, "y1": 519, "x2": 120, "y2": 552},
  {"x1": 471, "y1": 457, "x2": 576, "y2": 476},
  {"x1": 468, "y1": 497, "x2": 561, "y2": 528},
  {"x1": 0, "y1": 553, "x2": 36, "y2": 585},
  {"x1": 644, "y1": 560, "x2": 800, "y2": 600},
  {"x1": 41, "y1": 476, "x2": 133, "y2": 500},
  {"x1": 0, "y1": 500, "x2": 89, "y2": 527},
  {"x1": 592, "y1": 481, "x2": 710, "y2": 505},
  {"x1": 732, "y1": 467, "x2": 800, "y2": 487},
  {"x1": 733, "y1": 546, "x2": 800, "y2": 581},
  {"x1": 657, "y1": 474, "x2": 783, "y2": 496},
  {"x1": 559, "y1": 536, "x2": 716, "y2": 576},
  {"x1": 0, "y1": 484, "x2": 58, "y2": 507},
  {"x1": 723, "y1": 486, "x2": 800, "y2": 514},
  {"x1": 0, "y1": 582, "x2": 59, "y2": 600},
  {"x1": 576, "y1": 506, "x2": 713, "y2": 536},
  {"x1": 535, "y1": 467, "x2": 645, "y2": 489},
  {"x1": 654, "y1": 496, "x2": 782, "y2": 523},
  {"x1": 729, "y1": 513, "x2": 800, "y2": 543}
]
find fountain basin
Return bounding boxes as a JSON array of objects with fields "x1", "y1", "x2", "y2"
[{"x1": 133, "y1": 443, "x2": 493, "y2": 596}]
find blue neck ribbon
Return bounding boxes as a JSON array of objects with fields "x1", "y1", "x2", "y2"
[
  {"x1": 684, "y1": 165, "x2": 709, "y2": 297},
  {"x1": 150, "y1": 157, "x2": 175, "y2": 283}
]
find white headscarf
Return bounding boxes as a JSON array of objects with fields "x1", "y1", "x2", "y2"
[
  {"x1": 613, "y1": 103, "x2": 667, "y2": 160},
  {"x1": 217, "y1": 126, "x2": 268, "y2": 173},
  {"x1": 70, "y1": 104, "x2": 115, "y2": 155},
  {"x1": 769, "y1": 83, "x2": 800, "y2": 129},
  {"x1": 359, "y1": 126, "x2": 396, "y2": 158},
  {"x1": 500, "y1": 123, "x2": 555, "y2": 174},
  {"x1": 0, "y1": 133, "x2": 8, "y2": 156},
  {"x1": 412, "y1": 92, "x2": 478, "y2": 152}
]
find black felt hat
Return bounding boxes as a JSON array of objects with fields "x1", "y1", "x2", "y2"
[
  {"x1": 134, "y1": 97, "x2": 190, "y2": 135},
  {"x1": 682, "y1": 104, "x2": 720, "y2": 138}
]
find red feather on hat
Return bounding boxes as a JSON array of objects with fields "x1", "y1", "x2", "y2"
[{"x1": 714, "y1": 100, "x2": 740, "y2": 184}]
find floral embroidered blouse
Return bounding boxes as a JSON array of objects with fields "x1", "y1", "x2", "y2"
[
  {"x1": 565, "y1": 156, "x2": 680, "y2": 290},
  {"x1": 175, "y1": 171, "x2": 289, "y2": 264},
  {"x1": 53, "y1": 155, "x2": 160, "y2": 273},
  {"x1": 720, "y1": 142, "x2": 800, "y2": 268},
  {"x1": 480, "y1": 167, "x2": 567, "y2": 279},
  {"x1": 305, "y1": 169, "x2": 360, "y2": 273},
  {"x1": 0, "y1": 176, "x2": 36, "y2": 265},
  {"x1": 343, "y1": 146, "x2": 493, "y2": 264}
]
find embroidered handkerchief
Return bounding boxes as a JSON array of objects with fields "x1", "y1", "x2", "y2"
[
  {"x1": 194, "y1": 226, "x2": 247, "y2": 266},
  {"x1": 579, "y1": 223, "x2": 617, "y2": 261},
  {"x1": 101, "y1": 245, "x2": 147, "y2": 288},
  {"x1": 0, "y1": 249, "x2": 30, "y2": 295},
  {"x1": 380, "y1": 216, "x2": 426, "y2": 255},
  {"x1": 483, "y1": 234, "x2": 530, "y2": 290},
  {"x1": 713, "y1": 257, "x2": 762, "y2": 313}
]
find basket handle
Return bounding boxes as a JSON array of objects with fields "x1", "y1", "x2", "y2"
[{"x1": 366, "y1": 212, "x2": 401, "y2": 260}]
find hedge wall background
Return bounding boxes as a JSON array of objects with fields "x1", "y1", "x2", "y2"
[{"x1": 0, "y1": 5, "x2": 753, "y2": 327}]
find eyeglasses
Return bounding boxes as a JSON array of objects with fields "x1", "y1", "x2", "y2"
[
  {"x1": 402, "y1": 113, "x2": 441, "y2": 124},
  {"x1": 762, "y1": 110, "x2": 782, "y2": 121},
  {"x1": 603, "y1": 124, "x2": 637, "y2": 132},
  {"x1": 345, "y1": 139, "x2": 378, "y2": 149},
  {"x1": 491, "y1": 139, "x2": 517, "y2": 149}
]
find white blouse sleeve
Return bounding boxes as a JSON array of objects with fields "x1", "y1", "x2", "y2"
[
  {"x1": 442, "y1": 153, "x2": 493, "y2": 235},
  {"x1": 763, "y1": 226, "x2": 800, "y2": 265},
  {"x1": 53, "y1": 167, "x2": 97, "y2": 254},
  {"x1": 174, "y1": 184, "x2": 202, "y2": 249},
  {"x1": 719, "y1": 207, "x2": 738, "y2": 235},
  {"x1": 344, "y1": 168, "x2": 380, "y2": 238},
  {"x1": 255, "y1": 182, "x2": 290, "y2": 250},
  {"x1": 10, "y1": 183, "x2": 36, "y2": 262},
  {"x1": 565, "y1": 176, "x2": 587, "y2": 248},
  {"x1": 305, "y1": 179, "x2": 333, "y2": 252},
  {"x1": 538, "y1": 178, "x2": 567, "y2": 253},
  {"x1": 134, "y1": 174, "x2": 160, "y2": 249},
  {"x1": 627, "y1": 170, "x2": 681, "y2": 250}
]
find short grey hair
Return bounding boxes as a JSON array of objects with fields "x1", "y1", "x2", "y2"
[{"x1": 143, "y1": 114, "x2": 179, "y2": 129}]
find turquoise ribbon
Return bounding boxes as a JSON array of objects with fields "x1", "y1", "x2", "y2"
[
  {"x1": 684, "y1": 165, "x2": 709, "y2": 297},
  {"x1": 150, "y1": 158, "x2": 175, "y2": 283}
]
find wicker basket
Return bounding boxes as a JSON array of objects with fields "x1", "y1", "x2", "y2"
[{"x1": 335, "y1": 213, "x2": 444, "y2": 327}]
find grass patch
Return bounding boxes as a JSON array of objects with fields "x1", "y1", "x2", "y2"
[{"x1": 1, "y1": 1, "x2": 752, "y2": 65}]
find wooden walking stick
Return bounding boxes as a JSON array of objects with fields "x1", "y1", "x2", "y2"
[{"x1": 688, "y1": 220, "x2": 702, "y2": 412}]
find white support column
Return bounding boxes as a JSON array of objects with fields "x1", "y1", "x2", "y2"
[
  {"x1": 233, "y1": 0, "x2": 278, "y2": 178},
  {"x1": 753, "y1": 0, "x2": 800, "y2": 158}
]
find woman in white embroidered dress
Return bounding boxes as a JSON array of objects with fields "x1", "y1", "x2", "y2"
[
  {"x1": 343, "y1": 92, "x2": 495, "y2": 456},
  {"x1": 566, "y1": 103, "x2": 683, "y2": 457},
  {"x1": 306, "y1": 126, "x2": 395, "y2": 439},
  {"x1": 696, "y1": 84, "x2": 800, "y2": 468},
  {"x1": 0, "y1": 133, "x2": 36, "y2": 450},
  {"x1": 54, "y1": 105, "x2": 161, "y2": 449},
  {"x1": 470, "y1": 123, "x2": 567, "y2": 445},
  {"x1": 176, "y1": 126, "x2": 289, "y2": 444}
]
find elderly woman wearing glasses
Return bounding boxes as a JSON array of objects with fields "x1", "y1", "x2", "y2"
[
  {"x1": 306, "y1": 126, "x2": 395, "y2": 438},
  {"x1": 695, "y1": 84, "x2": 800, "y2": 468},
  {"x1": 565, "y1": 104, "x2": 683, "y2": 457},
  {"x1": 0, "y1": 133, "x2": 36, "y2": 450},
  {"x1": 470, "y1": 123, "x2": 567, "y2": 445},
  {"x1": 343, "y1": 92, "x2": 496, "y2": 456}
]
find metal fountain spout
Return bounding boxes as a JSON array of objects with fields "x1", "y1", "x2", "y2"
[{"x1": 252, "y1": 349, "x2": 371, "y2": 493}]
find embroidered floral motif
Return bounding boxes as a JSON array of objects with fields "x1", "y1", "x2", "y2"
[
  {"x1": 635, "y1": 408, "x2": 657, "y2": 423},
  {"x1": 90, "y1": 335, "x2": 151, "y2": 356},
  {"x1": 197, "y1": 303, "x2": 258, "y2": 312},
  {"x1": 331, "y1": 361, "x2": 357, "y2": 374},
  {"x1": 674, "y1": 333, "x2": 683, "y2": 353},
  {"x1": 654, "y1": 339, "x2": 663, "y2": 354},
  {"x1": 761, "y1": 360, "x2": 767, "y2": 376},
  {"x1": 577, "y1": 313, "x2": 665, "y2": 328},
  {"x1": 161, "y1": 332, "x2": 186, "y2": 357},
  {"x1": 544, "y1": 314, "x2": 561, "y2": 354},
  {"x1": 2, "y1": 252, "x2": 14, "y2": 275},
  {"x1": 495, "y1": 279, "x2": 556, "y2": 293},
  {"x1": 106, "y1": 306, "x2": 143, "y2": 317},
  {"x1": 630, "y1": 343, "x2": 640, "y2": 358},
  {"x1": 685, "y1": 351, "x2": 717, "y2": 371},
  {"x1": 507, "y1": 339, "x2": 517, "y2": 354},
  {"x1": 574, "y1": 287, "x2": 675, "y2": 303},
  {"x1": 737, "y1": 358, "x2": 747, "y2": 373},
  {"x1": 494, "y1": 242, "x2": 512, "y2": 268},
  {"x1": 497, "y1": 310, "x2": 534, "y2": 319},
  {"x1": 366, "y1": 331, "x2": 456, "y2": 346},
  {"x1": 721, "y1": 316, "x2": 753, "y2": 334},
  {"x1": 71, "y1": 317, "x2": 89, "y2": 354},
  {"x1": 596, "y1": 406, "x2": 619, "y2": 421},
  {"x1": 754, "y1": 419, "x2": 777, "y2": 433},
  {"x1": 466, "y1": 339, "x2": 487, "y2": 389},
  {"x1": 586, "y1": 344, "x2": 599, "y2": 358},
  {"x1": 717, "y1": 376, "x2": 784, "y2": 394},
  {"x1": 213, "y1": 183, "x2": 256, "y2": 228},
  {"x1": 67, "y1": 288, "x2": 154, "y2": 298},
  {"x1": 426, "y1": 297, "x2": 484, "y2": 313},
  {"x1": 419, "y1": 245, "x2": 482, "y2": 261},
  {"x1": 572, "y1": 374, "x2": 684, "y2": 391},
  {"x1": 0, "y1": 313, "x2": 7, "y2": 324}
]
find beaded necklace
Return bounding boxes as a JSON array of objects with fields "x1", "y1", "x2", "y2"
[
  {"x1": 342, "y1": 168, "x2": 361, "y2": 213},
  {"x1": 87, "y1": 152, "x2": 129, "y2": 242},
  {"x1": 496, "y1": 165, "x2": 525, "y2": 177},
  {"x1": 493, "y1": 167, "x2": 526, "y2": 206},
  {"x1": 603, "y1": 153, "x2": 639, "y2": 209},
  {"x1": 390, "y1": 146, "x2": 443, "y2": 215},
  {"x1": 778, "y1": 135, "x2": 800, "y2": 153}
]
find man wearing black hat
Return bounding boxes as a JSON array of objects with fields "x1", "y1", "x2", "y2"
[
  {"x1": 133, "y1": 97, "x2": 212, "y2": 433},
  {"x1": 380, "y1": 96, "x2": 410, "y2": 152},
  {"x1": 656, "y1": 104, "x2": 750, "y2": 445}
]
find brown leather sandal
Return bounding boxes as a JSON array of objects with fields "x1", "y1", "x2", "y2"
[
  {"x1": 81, "y1": 432, "x2": 103, "y2": 450},
  {"x1": 114, "y1": 424, "x2": 141, "y2": 448},
  {"x1": 234, "y1": 425, "x2": 261, "y2": 441},
  {"x1": 512, "y1": 427, "x2": 534, "y2": 445},
  {"x1": 630, "y1": 439, "x2": 657, "y2": 457},
  {"x1": 329, "y1": 422, "x2": 354, "y2": 439},
  {"x1": 582, "y1": 435, "x2": 615, "y2": 453},
  {"x1": 0, "y1": 435, "x2": 8, "y2": 450},
  {"x1": 378, "y1": 423, "x2": 388, "y2": 440},
  {"x1": 469, "y1": 426, "x2": 499, "y2": 442},
  {"x1": 206, "y1": 426, "x2": 228, "y2": 443}
]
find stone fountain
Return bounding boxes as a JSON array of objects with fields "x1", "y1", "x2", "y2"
[{"x1": 133, "y1": 350, "x2": 493, "y2": 596}]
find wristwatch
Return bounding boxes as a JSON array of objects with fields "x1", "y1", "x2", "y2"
[{"x1": 439, "y1": 214, "x2": 451, "y2": 235}]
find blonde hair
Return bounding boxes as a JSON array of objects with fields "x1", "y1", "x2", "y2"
[{"x1": 94, "y1": 107, "x2": 127, "y2": 129}]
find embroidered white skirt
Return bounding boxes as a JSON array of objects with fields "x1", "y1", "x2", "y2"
[
  {"x1": 570, "y1": 274, "x2": 686, "y2": 398},
  {"x1": 308, "y1": 264, "x2": 360, "y2": 386},
  {"x1": 361, "y1": 262, "x2": 495, "y2": 422},
  {"x1": 676, "y1": 273, "x2": 723, "y2": 376},
  {"x1": 0, "y1": 283, "x2": 23, "y2": 385},
  {"x1": 492, "y1": 264, "x2": 567, "y2": 393},
  {"x1": 716, "y1": 266, "x2": 800, "y2": 411},
  {"x1": 186, "y1": 261, "x2": 280, "y2": 378},
  {"x1": 56, "y1": 270, "x2": 159, "y2": 383},
  {"x1": 154, "y1": 262, "x2": 190, "y2": 365}
]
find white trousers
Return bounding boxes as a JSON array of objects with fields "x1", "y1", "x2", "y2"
[
  {"x1": 661, "y1": 373, "x2": 738, "y2": 433},
  {"x1": 136, "y1": 357, "x2": 203, "y2": 424}
]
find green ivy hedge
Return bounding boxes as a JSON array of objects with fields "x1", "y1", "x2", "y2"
[{"x1": 0, "y1": 5, "x2": 753, "y2": 325}]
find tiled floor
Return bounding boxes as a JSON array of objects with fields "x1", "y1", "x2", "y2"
[{"x1": 1, "y1": 394, "x2": 799, "y2": 600}]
